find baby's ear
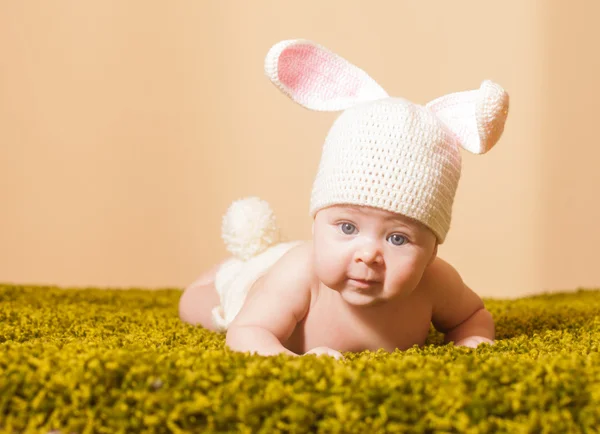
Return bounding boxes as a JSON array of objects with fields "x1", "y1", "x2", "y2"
[
  {"x1": 264, "y1": 39, "x2": 389, "y2": 112},
  {"x1": 426, "y1": 80, "x2": 509, "y2": 154},
  {"x1": 428, "y1": 243, "x2": 438, "y2": 267}
]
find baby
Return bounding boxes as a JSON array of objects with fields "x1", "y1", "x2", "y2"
[{"x1": 179, "y1": 39, "x2": 509, "y2": 360}]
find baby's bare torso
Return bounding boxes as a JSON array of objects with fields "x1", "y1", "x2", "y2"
[
  {"x1": 245, "y1": 242, "x2": 434, "y2": 354},
  {"x1": 285, "y1": 282, "x2": 433, "y2": 354}
]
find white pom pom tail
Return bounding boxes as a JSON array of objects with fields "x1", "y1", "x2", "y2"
[{"x1": 221, "y1": 197, "x2": 281, "y2": 261}]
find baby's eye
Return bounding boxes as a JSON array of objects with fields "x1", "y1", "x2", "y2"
[
  {"x1": 339, "y1": 222, "x2": 357, "y2": 235},
  {"x1": 387, "y1": 234, "x2": 407, "y2": 246}
]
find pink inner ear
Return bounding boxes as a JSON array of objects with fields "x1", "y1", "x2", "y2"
[{"x1": 278, "y1": 44, "x2": 361, "y2": 101}]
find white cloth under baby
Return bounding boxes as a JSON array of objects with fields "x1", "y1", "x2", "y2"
[{"x1": 211, "y1": 240, "x2": 303, "y2": 332}]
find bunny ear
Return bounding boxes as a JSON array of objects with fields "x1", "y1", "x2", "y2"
[
  {"x1": 264, "y1": 39, "x2": 389, "y2": 112},
  {"x1": 426, "y1": 80, "x2": 509, "y2": 154}
]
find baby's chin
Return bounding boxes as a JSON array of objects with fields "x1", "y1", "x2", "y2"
[
  {"x1": 336, "y1": 283, "x2": 389, "y2": 307},
  {"x1": 335, "y1": 281, "x2": 414, "y2": 307},
  {"x1": 338, "y1": 290, "x2": 385, "y2": 307}
]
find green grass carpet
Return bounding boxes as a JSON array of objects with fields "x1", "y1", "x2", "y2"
[{"x1": 1, "y1": 284, "x2": 600, "y2": 433}]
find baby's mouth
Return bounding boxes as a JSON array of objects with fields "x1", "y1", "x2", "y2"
[{"x1": 348, "y1": 278, "x2": 381, "y2": 289}]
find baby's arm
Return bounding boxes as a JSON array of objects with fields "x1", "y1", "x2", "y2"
[
  {"x1": 225, "y1": 243, "x2": 312, "y2": 357},
  {"x1": 427, "y1": 259, "x2": 495, "y2": 348}
]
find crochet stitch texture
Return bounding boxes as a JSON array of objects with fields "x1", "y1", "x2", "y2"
[
  {"x1": 265, "y1": 39, "x2": 509, "y2": 243},
  {"x1": 308, "y1": 97, "x2": 461, "y2": 243}
]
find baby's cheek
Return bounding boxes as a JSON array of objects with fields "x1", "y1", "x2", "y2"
[
  {"x1": 386, "y1": 265, "x2": 423, "y2": 293},
  {"x1": 314, "y1": 253, "x2": 344, "y2": 288},
  {"x1": 314, "y1": 256, "x2": 335, "y2": 284}
]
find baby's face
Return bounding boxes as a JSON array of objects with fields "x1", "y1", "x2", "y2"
[{"x1": 312, "y1": 205, "x2": 438, "y2": 307}]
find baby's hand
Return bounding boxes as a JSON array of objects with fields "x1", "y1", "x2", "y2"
[
  {"x1": 455, "y1": 336, "x2": 494, "y2": 349},
  {"x1": 304, "y1": 346, "x2": 345, "y2": 360}
]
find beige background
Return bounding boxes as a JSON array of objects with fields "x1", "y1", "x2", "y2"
[{"x1": 1, "y1": 1, "x2": 599, "y2": 298}]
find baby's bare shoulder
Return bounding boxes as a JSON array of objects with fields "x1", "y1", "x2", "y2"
[
  {"x1": 420, "y1": 256, "x2": 485, "y2": 333},
  {"x1": 246, "y1": 240, "x2": 313, "y2": 297},
  {"x1": 419, "y1": 256, "x2": 464, "y2": 301},
  {"x1": 265, "y1": 240, "x2": 314, "y2": 283},
  {"x1": 245, "y1": 241, "x2": 313, "y2": 288},
  {"x1": 421, "y1": 256, "x2": 455, "y2": 282},
  {"x1": 230, "y1": 240, "x2": 314, "y2": 339}
]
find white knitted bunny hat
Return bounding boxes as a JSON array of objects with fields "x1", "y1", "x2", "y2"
[{"x1": 264, "y1": 39, "x2": 509, "y2": 244}]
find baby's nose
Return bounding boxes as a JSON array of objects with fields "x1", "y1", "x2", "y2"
[{"x1": 354, "y1": 243, "x2": 383, "y2": 264}]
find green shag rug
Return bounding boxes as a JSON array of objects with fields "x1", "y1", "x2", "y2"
[{"x1": 1, "y1": 285, "x2": 600, "y2": 434}]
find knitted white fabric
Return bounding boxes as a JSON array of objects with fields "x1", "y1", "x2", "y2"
[
  {"x1": 309, "y1": 98, "x2": 461, "y2": 242},
  {"x1": 264, "y1": 39, "x2": 389, "y2": 111},
  {"x1": 221, "y1": 197, "x2": 281, "y2": 261},
  {"x1": 264, "y1": 39, "x2": 509, "y2": 244},
  {"x1": 212, "y1": 240, "x2": 303, "y2": 331}
]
